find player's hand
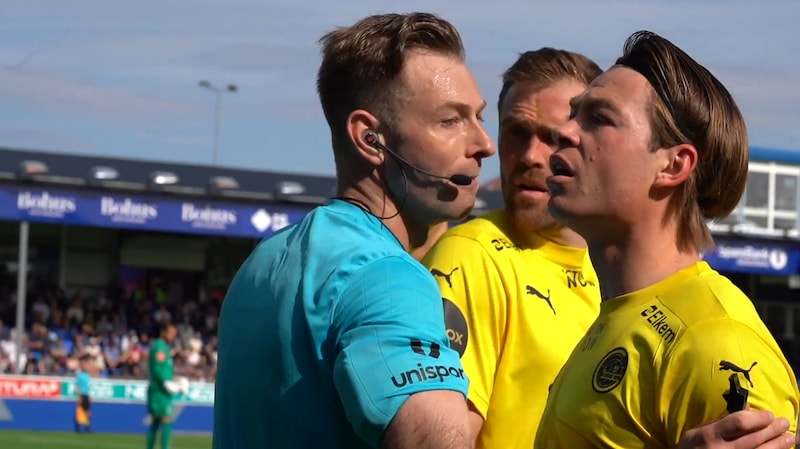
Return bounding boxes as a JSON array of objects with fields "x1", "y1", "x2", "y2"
[
  {"x1": 177, "y1": 377, "x2": 189, "y2": 395},
  {"x1": 677, "y1": 404, "x2": 797, "y2": 449},
  {"x1": 164, "y1": 380, "x2": 182, "y2": 395}
]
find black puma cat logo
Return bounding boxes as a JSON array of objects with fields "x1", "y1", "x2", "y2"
[
  {"x1": 719, "y1": 360, "x2": 758, "y2": 387},
  {"x1": 430, "y1": 267, "x2": 459, "y2": 288},
  {"x1": 526, "y1": 285, "x2": 555, "y2": 315}
]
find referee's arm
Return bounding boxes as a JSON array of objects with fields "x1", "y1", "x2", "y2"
[
  {"x1": 422, "y1": 233, "x2": 506, "y2": 442},
  {"x1": 332, "y1": 256, "x2": 473, "y2": 449},
  {"x1": 381, "y1": 390, "x2": 472, "y2": 449}
]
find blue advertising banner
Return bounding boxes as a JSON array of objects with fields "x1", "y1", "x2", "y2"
[
  {"x1": 0, "y1": 399, "x2": 213, "y2": 435},
  {"x1": 0, "y1": 185, "x2": 313, "y2": 239},
  {"x1": 702, "y1": 238, "x2": 800, "y2": 276}
]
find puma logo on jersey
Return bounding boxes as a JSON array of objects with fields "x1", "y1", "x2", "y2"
[
  {"x1": 431, "y1": 267, "x2": 459, "y2": 288},
  {"x1": 526, "y1": 285, "x2": 555, "y2": 315},
  {"x1": 719, "y1": 360, "x2": 758, "y2": 387}
]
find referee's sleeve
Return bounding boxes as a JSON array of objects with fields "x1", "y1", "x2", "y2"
[{"x1": 331, "y1": 256, "x2": 469, "y2": 448}]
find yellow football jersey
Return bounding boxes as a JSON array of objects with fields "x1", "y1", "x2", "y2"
[
  {"x1": 535, "y1": 262, "x2": 800, "y2": 448},
  {"x1": 421, "y1": 209, "x2": 601, "y2": 449}
]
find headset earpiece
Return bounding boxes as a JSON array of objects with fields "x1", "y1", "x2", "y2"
[{"x1": 362, "y1": 130, "x2": 379, "y2": 148}]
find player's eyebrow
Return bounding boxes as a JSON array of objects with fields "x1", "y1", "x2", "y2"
[
  {"x1": 569, "y1": 94, "x2": 623, "y2": 118},
  {"x1": 500, "y1": 113, "x2": 536, "y2": 129}
]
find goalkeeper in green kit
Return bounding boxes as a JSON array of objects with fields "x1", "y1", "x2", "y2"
[{"x1": 146, "y1": 322, "x2": 188, "y2": 449}]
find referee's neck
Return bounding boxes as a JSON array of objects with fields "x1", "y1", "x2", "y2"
[{"x1": 336, "y1": 184, "x2": 421, "y2": 251}]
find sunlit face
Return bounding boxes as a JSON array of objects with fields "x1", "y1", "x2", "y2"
[
  {"x1": 547, "y1": 66, "x2": 664, "y2": 236},
  {"x1": 163, "y1": 325, "x2": 178, "y2": 343},
  {"x1": 498, "y1": 80, "x2": 587, "y2": 236},
  {"x1": 386, "y1": 51, "x2": 495, "y2": 225}
]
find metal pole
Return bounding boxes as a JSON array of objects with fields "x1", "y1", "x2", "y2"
[
  {"x1": 15, "y1": 221, "x2": 29, "y2": 372},
  {"x1": 199, "y1": 80, "x2": 236, "y2": 166},
  {"x1": 213, "y1": 89, "x2": 222, "y2": 165},
  {"x1": 59, "y1": 225, "x2": 67, "y2": 289}
]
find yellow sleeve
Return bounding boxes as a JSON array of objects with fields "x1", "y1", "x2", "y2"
[
  {"x1": 660, "y1": 319, "x2": 800, "y2": 446},
  {"x1": 421, "y1": 234, "x2": 507, "y2": 419}
]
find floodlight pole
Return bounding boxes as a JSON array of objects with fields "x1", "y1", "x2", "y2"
[{"x1": 198, "y1": 80, "x2": 238, "y2": 166}]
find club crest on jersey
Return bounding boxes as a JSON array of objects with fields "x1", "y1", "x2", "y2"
[
  {"x1": 592, "y1": 347, "x2": 628, "y2": 393},
  {"x1": 156, "y1": 351, "x2": 166, "y2": 362}
]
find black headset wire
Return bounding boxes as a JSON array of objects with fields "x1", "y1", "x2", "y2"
[{"x1": 333, "y1": 155, "x2": 409, "y2": 221}]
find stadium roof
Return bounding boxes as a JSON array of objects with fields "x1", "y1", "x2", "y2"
[
  {"x1": 3, "y1": 143, "x2": 795, "y2": 214},
  {"x1": 750, "y1": 146, "x2": 800, "y2": 164},
  {"x1": 0, "y1": 146, "x2": 505, "y2": 212}
]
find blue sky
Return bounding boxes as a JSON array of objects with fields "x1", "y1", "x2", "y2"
[{"x1": 1, "y1": 0, "x2": 799, "y2": 181}]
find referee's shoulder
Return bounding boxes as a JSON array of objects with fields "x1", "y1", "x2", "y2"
[{"x1": 347, "y1": 244, "x2": 433, "y2": 282}]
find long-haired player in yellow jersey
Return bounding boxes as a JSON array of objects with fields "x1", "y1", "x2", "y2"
[
  {"x1": 535, "y1": 30, "x2": 800, "y2": 448},
  {"x1": 423, "y1": 46, "x2": 800, "y2": 449}
]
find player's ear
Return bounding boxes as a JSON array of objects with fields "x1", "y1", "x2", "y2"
[{"x1": 653, "y1": 143, "x2": 697, "y2": 189}]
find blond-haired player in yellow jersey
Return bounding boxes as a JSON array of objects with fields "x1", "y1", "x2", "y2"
[
  {"x1": 423, "y1": 45, "x2": 800, "y2": 449},
  {"x1": 422, "y1": 48, "x2": 603, "y2": 449},
  {"x1": 536, "y1": 30, "x2": 800, "y2": 448}
]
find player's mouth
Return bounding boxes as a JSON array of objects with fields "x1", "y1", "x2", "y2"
[
  {"x1": 515, "y1": 179, "x2": 550, "y2": 199},
  {"x1": 547, "y1": 155, "x2": 575, "y2": 186}
]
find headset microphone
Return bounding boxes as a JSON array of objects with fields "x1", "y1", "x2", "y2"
[{"x1": 362, "y1": 130, "x2": 473, "y2": 186}]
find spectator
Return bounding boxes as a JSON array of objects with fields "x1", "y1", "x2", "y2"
[
  {"x1": 0, "y1": 329, "x2": 24, "y2": 374},
  {"x1": 153, "y1": 305, "x2": 171, "y2": 325},
  {"x1": 31, "y1": 296, "x2": 50, "y2": 323},
  {"x1": 103, "y1": 339, "x2": 123, "y2": 377},
  {"x1": 26, "y1": 323, "x2": 49, "y2": 374},
  {"x1": 49, "y1": 336, "x2": 70, "y2": 374},
  {"x1": 66, "y1": 294, "x2": 84, "y2": 326}
]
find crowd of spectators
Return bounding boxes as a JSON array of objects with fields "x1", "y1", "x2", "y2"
[
  {"x1": 0, "y1": 278, "x2": 221, "y2": 382},
  {"x1": 0, "y1": 274, "x2": 798, "y2": 385}
]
